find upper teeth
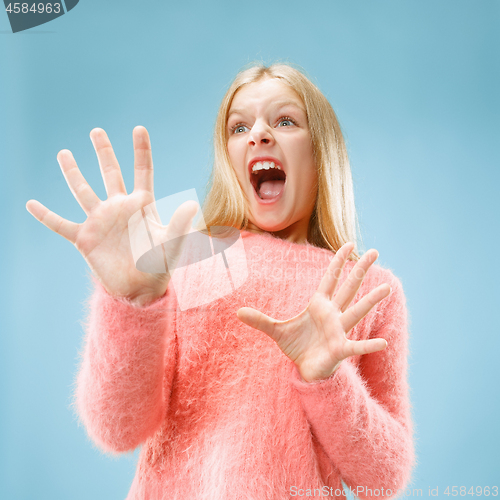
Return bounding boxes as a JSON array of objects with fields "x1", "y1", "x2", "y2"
[{"x1": 251, "y1": 161, "x2": 281, "y2": 173}]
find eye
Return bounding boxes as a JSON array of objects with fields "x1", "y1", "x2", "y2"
[
  {"x1": 230, "y1": 123, "x2": 249, "y2": 134},
  {"x1": 277, "y1": 116, "x2": 297, "y2": 128}
]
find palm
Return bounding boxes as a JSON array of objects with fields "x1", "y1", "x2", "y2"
[
  {"x1": 237, "y1": 242, "x2": 391, "y2": 382},
  {"x1": 74, "y1": 191, "x2": 156, "y2": 298}
]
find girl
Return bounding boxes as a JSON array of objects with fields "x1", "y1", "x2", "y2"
[{"x1": 26, "y1": 63, "x2": 415, "y2": 499}]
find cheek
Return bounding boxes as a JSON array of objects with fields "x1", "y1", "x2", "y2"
[
  {"x1": 298, "y1": 151, "x2": 318, "y2": 207},
  {"x1": 226, "y1": 140, "x2": 235, "y2": 162},
  {"x1": 300, "y1": 169, "x2": 318, "y2": 203},
  {"x1": 227, "y1": 138, "x2": 243, "y2": 162},
  {"x1": 291, "y1": 138, "x2": 316, "y2": 186},
  {"x1": 227, "y1": 140, "x2": 246, "y2": 180},
  {"x1": 226, "y1": 141, "x2": 236, "y2": 166}
]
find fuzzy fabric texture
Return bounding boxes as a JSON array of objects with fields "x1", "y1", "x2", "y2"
[{"x1": 74, "y1": 230, "x2": 415, "y2": 500}]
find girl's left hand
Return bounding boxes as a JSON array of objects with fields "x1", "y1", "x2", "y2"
[{"x1": 236, "y1": 242, "x2": 391, "y2": 382}]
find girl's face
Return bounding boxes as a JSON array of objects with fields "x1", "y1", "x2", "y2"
[{"x1": 227, "y1": 78, "x2": 318, "y2": 243}]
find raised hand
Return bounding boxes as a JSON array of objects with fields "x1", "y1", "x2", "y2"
[
  {"x1": 26, "y1": 126, "x2": 199, "y2": 307},
  {"x1": 236, "y1": 242, "x2": 391, "y2": 382}
]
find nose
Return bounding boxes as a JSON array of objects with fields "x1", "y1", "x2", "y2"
[{"x1": 248, "y1": 120, "x2": 273, "y2": 147}]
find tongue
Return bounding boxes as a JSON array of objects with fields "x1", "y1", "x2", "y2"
[{"x1": 258, "y1": 180, "x2": 285, "y2": 199}]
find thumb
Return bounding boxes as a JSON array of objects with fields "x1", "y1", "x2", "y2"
[
  {"x1": 236, "y1": 307, "x2": 277, "y2": 337},
  {"x1": 161, "y1": 200, "x2": 199, "y2": 271}
]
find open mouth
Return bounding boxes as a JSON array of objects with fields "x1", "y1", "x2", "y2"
[{"x1": 250, "y1": 162, "x2": 286, "y2": 200}]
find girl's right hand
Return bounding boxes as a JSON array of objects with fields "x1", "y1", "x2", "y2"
[{"x1": 26, "y1": 126, "x2": 199, "y2": 307}]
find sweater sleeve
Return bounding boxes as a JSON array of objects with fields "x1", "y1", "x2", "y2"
[
  {"x1": 290, "y1": 269, "x2": 415, "y2": 499},
  {"x1": 74, "y1": 276, "x2": 178, "y2": 454}
]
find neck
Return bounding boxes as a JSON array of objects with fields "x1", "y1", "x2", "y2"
[{"x1": 245, "y1": 220, "x2": 309, "y2": 245}]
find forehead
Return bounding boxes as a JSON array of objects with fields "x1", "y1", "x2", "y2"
[{"x1": 228, "y1": 78, "x2": 305, "y2": 115}]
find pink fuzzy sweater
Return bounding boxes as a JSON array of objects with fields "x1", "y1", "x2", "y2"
[{"x1": 75, "y1": 230, "x2": 415, "y2": 500}]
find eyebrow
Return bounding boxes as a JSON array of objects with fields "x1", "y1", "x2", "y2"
[{"x1": 227, "y1": 100, "x2": 306, "y2": 119}]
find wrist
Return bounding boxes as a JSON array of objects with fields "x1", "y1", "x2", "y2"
[
  {"x1": 97, "y1": 281, "x2": 169, "y2": 308},
  {"x1": 296, "y1": 360, "x2": 343, "y2": 383},
  {"x1": 120, "y1": 288, "x2": 169, "y2": 308}
]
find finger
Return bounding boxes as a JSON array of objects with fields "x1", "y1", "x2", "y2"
[
  {"x1": 132, "y1": 126, "x2": 154, "y2": 193},
  {"x1": 317, "y1": 241, "x2": 355, "y2": 298},
  {"x1": 236, "y1": 307, "x2": 277, "y2": 337},
  {"x1": 26, "y1": 199, "x2": 79, "y2": 244},
  {"x1": 57, "y1": 149, "x2": 101, "y2": 215},
  {"x1": 340, "y1": 283, "x2": 391, "y2": 333},
  {"x1": 165, "y1": 200, "x2": 199, "y2": 240},
  {"x1": 90, "y1": 128, "x2": 127, "y2": 197},
  {"x1": 161, "y1": 200, "x2": 200, "y2": 270},
  {"x1": 342, "y1": 337, "x2": 388, "y2": 358},
  {"x1": 333, "y1": 249, "x2": 378, "y2": 312}
]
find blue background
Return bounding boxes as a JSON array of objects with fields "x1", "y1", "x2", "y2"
[{"x1": 1, "y1": 1, "x2": 499, "y2": 499}]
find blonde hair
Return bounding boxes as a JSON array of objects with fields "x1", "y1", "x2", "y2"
[{"x1": 201, "y1": 62, "x2": 361, "y2": 260}]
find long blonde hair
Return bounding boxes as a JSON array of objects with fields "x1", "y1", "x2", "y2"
[{"x1": 201, "y1": 62, "x2": 361, "y2": 260}]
